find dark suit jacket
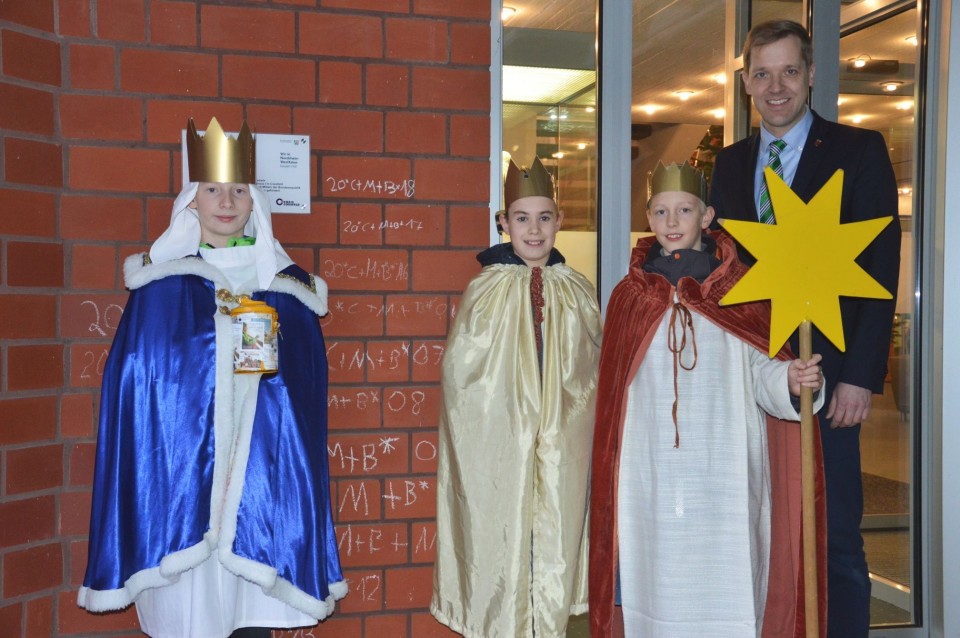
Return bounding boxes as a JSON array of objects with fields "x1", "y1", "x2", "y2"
[{"x1": 709, "y1": 110, "x2": 901, "y2": 397}]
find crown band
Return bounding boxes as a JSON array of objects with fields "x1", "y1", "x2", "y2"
[
  {"x1": 186, "y1": 117, "x2": 256, "y2": 184},
  {"x1": 647, "y1": 160, "x2": 707, "y2": 203}
]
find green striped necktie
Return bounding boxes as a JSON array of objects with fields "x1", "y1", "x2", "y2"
[{"x1": 757, "y1": 139, "x2": 787, "y2": 224}]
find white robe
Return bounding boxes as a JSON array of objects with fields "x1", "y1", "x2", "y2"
[{"x1": 616, "y1": 307, "x2": 822, "y2": 638}]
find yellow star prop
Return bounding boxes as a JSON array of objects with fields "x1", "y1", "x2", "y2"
[{"x1": 719, "y1": 167, "x2": 893, "y2": 357}]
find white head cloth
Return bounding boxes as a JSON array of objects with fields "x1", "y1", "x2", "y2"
[{"x1": 149, "y1": 183, "x2": 294, "y2": 289}]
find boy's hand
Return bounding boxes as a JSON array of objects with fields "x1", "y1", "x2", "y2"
[{"x1": 788, "y1": 354, "x2": 823, "y2": 397}]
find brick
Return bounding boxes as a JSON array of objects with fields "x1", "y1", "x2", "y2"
[
  {"x1": 299, "y1": 12, "x2": 383, "y2": 58},
  {"x1": 57, "y1": 590, "x2": 140, "y2": 634},
  {"x1": 411, "y1": 249, "x2": 478, "y2": 293},
  {"x1": 69, "y1": 147, "x2": 169, "y2": 193},
  {"x1": 98, "y1": 0, "x2": 146, "y2": 41},
  {"x1": 450, "y1": 114, "x2": 489, "y2": 157},
  {"x1": 150, "y1": 0, "x2": 197, "y2": 46},
  {"x1": 0, "y1": 0, "x2": 54, "y2": 30},
  {"x1": 61, "y1": 393, "x2": 95, "y2": 439},
  {"x1": 70, "y1": 244, "x2": 119, "y2": 289},
  {"x1": 0, "y1": 82, "x2": 55, "y2": 136},
  {"x1": 69, "y1": 43, "x2": 115, "y2": 90},
  {"x1": 327, "y1": 385, "x2": 383, "y2": 429},
  {"x1": 272, "y1": 201, "x2": 337, "y2": 244},
  {"x1": 335, "y1": 479, "x2": 382, "y2": 522},
  {"x1": 61, "y1": 195, "x2": 144, "y2": 241},
  {"x1": 413, "y1": 67, "x2": 489, "y2": 110},
  {"x1": 384, "y1": 204, "x2": 445, "y2": 246},
  {"x1": 449, "y1": 205, "x2": 491, "y2": 247},
  {"x1": 120, "y1": 49, "x2": 218, "y2": 96},
  {"x1": 323, "y1": 0, "x2": 408, "y2": 12},
  {"x1": 24, "y1": 595, "x2": 54, "y2": 638},
  {"x1": 337, "y1": 522, "x2": 408, "y2": 568},
  {"x1": 365, "y1": 340, "x2": 410, "y2": 382},
  {"x1": 338, "y1": 203, "x2": 383, "y2": 246},
  {"x1": 6, "y1": 241, "x2": 63, "y2": 287},
  {"x1": 365, "y1": 613, "x2": 408, "y2": 638},
  {"x1": 59, "y1": 0, "x2": 92, "y2": 36},
  {"x1": 451, "y1": 22, "x2": 490, "y2": 65},
  {"x1": 201, "y1": 5, "x2": 294, "y2": 53},
  {"x1": 410, "y1": 339, "x2": 445, "y2": 382},
  {"x1": 0, "y1": 603, "x2": 20, "y2": 637},
  {"x1": 321, "y1": 156, "x2": 412, "y2": 201},
  {"x1": 277, "y1": 617, "x2": 362, "y2": 637},
  {"x1": 384, "y1": 476, "x2": 434, "y2": 519},
  {"x1": 326, "y1": 341, "x2": 365, "y2": 384},
  {"x1": 0, "y1": 495, "x2": 56, "y2": 546},
  {"x1": 382, "y1": 294, "x2": 447, "y2": 336},
  {"x1": 386, "y1": 17, "x2": 448, "y2": 62},
  {"x1": 0, "y1": 295, "x2": 56, "y2": 339},
  {"x1": 69, "y1": 344, "x2": 112, "y2": 388},
  {"x1": 413, "y1": 0, "x2": 489, "y2": 19},
  {"x1": 0, "y1": 396, "x2": 57, "y2": 445},
  {"x1": 60, "y1": 94, "x2": 142, "y2": 141},
  {"x1": 2, "y1": 29, "x2": 60, "y2": 86},
  {"x1": 385, "y1": 565, "x2": 433, "y2": 609},
  {"x1": 60, "y1": 294, "x2": 129, "y2": 339},
  {"x1": 69, "y1": 441, "x2": 97, "y2": 486},
  {"x1": 339, "y1": 569, "x2": 383, "y2": 613},
  {"x1": 318, "y1": 61, "x2": 362, "y2": 104},
  {"x1": 7, "y1": 345, "x2": 63, "y2": 391},
  {"x1": 295, "y1": 107, "x2": 383, "y2": 153},
  {"x1": 69, "y1": 540, "x2": 88, "y2": 585},
  {"x1": 279, "y1": 244, "x2": 315, "y2": 270},
  {"x1": 3, "y1": 543, "x2": 62, "y2": 596},
  {"x1": 60, "y1": 490, "x2": 92, "y2": 536},
  {"x1": 6, "y1": 443, "x2": 63, "y2": 494},
  {"x1": 319, "y1": 248, "x2": 409, "y2": 292},
  {"x1": 385, "y1": 112, "x2": 445, "y2": 155},
  {"x1": 322, "y1": 294, "x2": 385, "y2": 338},
  {"x1": 383, "y1": 386, "x2": 440, "y2": 428},
  {"x1": 145, "y1": 100, "x2": 244, "y2": 144},
  {"x1": 223, "y1": 55, "x2": 315, "y2": 102},
  {"x1": 366, "y1": 63, "x2": 409, "y2": 108},
  {"x1": 411, "y1": 521, "x2": 436, "y2": 563},
  {"x1": 328, "y1": 433, "x2": 409, "y2": 477},
  {"x1": 245, "y1": 104, "x2": 290, "y2": 133},
  {"x1": 412, "y1": 610, "x2": 461, "y2": 637},
  {"x1": 0, "y1": 188, "x2": 56, "y2": 236},
  {"x1": 413, "y1": 158, "x2": 488, "y2": 202},
  {"x1": 4, "y1": 138, "x2": 62, "y2": 187}
]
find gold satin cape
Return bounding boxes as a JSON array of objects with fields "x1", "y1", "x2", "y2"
[{"x1": 431, "y1": 262, "x2": 602, "y2": 638}]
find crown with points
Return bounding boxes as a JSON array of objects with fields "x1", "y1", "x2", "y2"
[
  {"x1": 503, "y1": 156, "x2": 556, "y2": 210},
  {"x1": 647, "y1": 160, "x2": 707, "y2": 203},
  {"x1": 186, "y1": 117, "x2": 256, "y2": 183}
]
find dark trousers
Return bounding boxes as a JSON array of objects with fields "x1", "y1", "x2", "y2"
[
  {"x1": 820, "y1": 421, "x2": 871, "y2": 638},
  {"x1": 228, "y1": 629, "x2": 272, "y2": 638}
]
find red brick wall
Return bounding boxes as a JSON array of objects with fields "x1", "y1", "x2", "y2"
[{"x1": 0, "y1": 1, "x2": 492, "y2": 636}]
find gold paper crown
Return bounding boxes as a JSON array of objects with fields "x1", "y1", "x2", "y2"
[
  {"x1": 504, "y1": 156, "x2": 556, "y2": 209},
  {"x1": 647, "y1": 160, "x2": 707, "y2": 203},
  {"x1": 186, "y1": 117, "x2": 256, "y2": 183}
]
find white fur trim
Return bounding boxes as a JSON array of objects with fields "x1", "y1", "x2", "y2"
[{"x1": 270, "y1": 273, "x2": 328, "y2": 317}]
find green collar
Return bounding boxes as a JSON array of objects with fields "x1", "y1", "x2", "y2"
[{"x1": 200, "y1": 236, "x2": 256, "y2": 249}]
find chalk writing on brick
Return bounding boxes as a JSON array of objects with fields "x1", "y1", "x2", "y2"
[{"x1": 325, "y1": 176, "x2": 415, "y2": 198}]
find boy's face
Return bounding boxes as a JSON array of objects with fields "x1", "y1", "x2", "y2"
[
  {"x1": 499, "y1": 195, "x2": 563, "y2": 267},
  {"x1": 191, "y1": 182, "x2": 253, "y2": 247},
  {"x1": 646, "y1": 190, "x2": 714, "y2": 253}
]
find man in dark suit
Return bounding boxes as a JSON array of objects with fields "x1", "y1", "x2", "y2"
[{"x1": 709, "y1": 19, "x2": 901, "y2": 638}]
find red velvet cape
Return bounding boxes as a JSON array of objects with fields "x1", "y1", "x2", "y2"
[{"x1": 588, "y1": 231, "x2": 827, "y2": 637}]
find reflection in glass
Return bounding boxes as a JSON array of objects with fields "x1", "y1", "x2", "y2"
[{"x1": 839, "y1": 4, "x2": 917, "y2": 628}]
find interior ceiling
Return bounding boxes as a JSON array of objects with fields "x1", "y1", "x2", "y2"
[{"x1": 502, "y1": 0, "x2": 917, "y2": 141}]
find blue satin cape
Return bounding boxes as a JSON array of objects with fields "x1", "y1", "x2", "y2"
[{"x1": 79, "y1": 256, "x2": 344, "y2": 618}]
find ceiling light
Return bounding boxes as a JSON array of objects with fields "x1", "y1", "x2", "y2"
[
  {"x1": 712, "y1": 73, "x2": 726, "y2": 85},
  {"x1": 882, "y1": 81, "x2": 903, "y2": 92},
  {"x1": 501, "y1": 6, "x2": 517, "y2": 21},
  {"x1": 851, "y1": 114, "x2": 866, "y2": 124},
  {"x1": 896, "y1": 100, "x2": 914, "y2": 111},
  {"x1": 673, "y1": 90, "x2": 695, "y2": 101},
  {"x1": 837, "y1": 97, "x2": 846, "y2": 106},
  {"x1": 710, "y1": 108, "x2": 725, "y2": 119},
  {"x1": 553, "y1": 152, "x2": 565, "y2": 159},
  {"x1": 577, "y1": 143, "x2": 587, "y2": 150},
  {"x1": 636, "y1": 104, "x2": 660, "y2": 115},
  {"x1": 584, "y1": 106, "x2": 595, "y2": 113},
  {"x1": 850, "y1": 55, "x2": 871, "y2": 69},
  {"x1": 898, "y1": 186, "x2": 912, "y2": 195},
  {"x1": 905, "y1": 35, "x2": 918, "y2": 46}
]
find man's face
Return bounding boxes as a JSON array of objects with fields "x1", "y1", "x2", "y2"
[
  {"x1": 646, "y1": 191, "x2": 714, "y2": 253},
  {"x1": 191, "y1": 182, "x2": 253, "y2": 247},
  {"x1": 742, "y1": 35, "x2": 815, "y2": 138},
  {"x1": 499, "y1": 196, "x2": 563, "y2": 267}
]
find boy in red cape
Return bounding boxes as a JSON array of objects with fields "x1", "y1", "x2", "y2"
[{"x1": 588, "y1": 161, "x2": 828, "y2": 637}]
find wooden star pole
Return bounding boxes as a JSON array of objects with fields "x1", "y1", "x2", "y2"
[{"x1": 720, "y1": 167, "x2": 893, "y2": 638}]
